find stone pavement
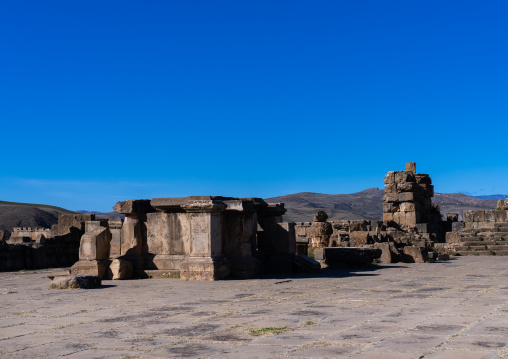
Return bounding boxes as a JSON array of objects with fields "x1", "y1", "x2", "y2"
[{"x1": 1, "y1": 257, "x2": 508, "y2": 358}]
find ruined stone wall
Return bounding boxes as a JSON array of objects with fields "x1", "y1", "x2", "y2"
[
  {"x1": 11, "y1": 227, "x2": 52, "y2": 241},
  {"x1": 382, "y1": 162, "x2": 439, "y2": 231}
]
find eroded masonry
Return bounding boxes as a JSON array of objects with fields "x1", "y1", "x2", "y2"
[{"x1": 2, "y1": 162, "x2": 508, "y2": 279}]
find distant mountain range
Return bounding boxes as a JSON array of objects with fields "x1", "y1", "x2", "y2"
[
  {"x1": 266, "y1": 188, "x2": 500, "y2": 222},
  {"x1": 1, "y1": 190, "x2": 503, "y2": 237},
  {"x1": 472, "y1": 194, "x2": 508, "y2": 200}
]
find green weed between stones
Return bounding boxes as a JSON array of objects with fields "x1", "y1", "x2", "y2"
[{"x1": 249, "y1": 326, "x2": 289, "y2": 336}]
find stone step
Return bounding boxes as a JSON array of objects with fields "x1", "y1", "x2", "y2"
[
  {"x1": 455, "y1": 250, "x2": 508, "y2": 256},
  {"x1": 455, "y1": 245, "x2": 508, "y2": 251},
  {"x1": 461, "y1": 241, "x2": 507, "y2": 246},
  {"x1": 495, "y1": 227, "x2": 508, "y2": 232}
]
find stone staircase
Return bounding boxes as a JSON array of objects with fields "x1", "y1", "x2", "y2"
[{"x1": 445, "y1": 223, "x2": 508, "y2": 256}]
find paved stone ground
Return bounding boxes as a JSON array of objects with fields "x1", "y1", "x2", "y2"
[{"x1": 1, "y1": 257, "x2": 508, "y2": 358}]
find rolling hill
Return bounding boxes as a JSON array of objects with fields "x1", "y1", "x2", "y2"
[
  {"x1": 266, "y1": 188, "x2": 499, "y2": 222},
  {"x1": 0, "y1": 200, "x2": 77, "y2": 238}
]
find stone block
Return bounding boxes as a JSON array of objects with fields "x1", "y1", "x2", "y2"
[
  {"x1": 402, "y1": 246, "x2": 425, "y2": 263},
  {"x1": 70, "y1": 260, "x2": 110, "y2": 279},
  {"x1": 374, "y1": 242, "x2": 401, "y2": 264},
  {"x1": 452, "y1": 222, "x2": 464, "y2": 232},
  {"x1": 494, "y1": 210, "x2": 507, "y2": 223},
  {"x1": 58, "y1": 214, "x2": 94, "y2": 236},
  {"x1": 415, "y1": 223, "x2": 429, "y2": 233},
  {"x1": 384, "y1": 171, "x2": 395, "y2": 184},
  {"x1": 113, "y1": 199, "x2": 154, "y2": 215},
  {"x1": 420, "y1": 184, "x2": 434, "y2": 197},
  {"x1": 108, "y1": 259, "x2": 133, "y2": 280},
  {"x1": 319, "y1": 247, "x2": 382, "y2": 267},
  {"x1": 384, "y1": 183, "x2": 397, "y2": 194},
  {"x1": 383, "y1": 193, "x2": 399, "y2": 203},
  {"x1": 179, "y1": 257, "x2": 230, "y2": 280},
  {"x1": 349, "y1": 231, "x2": 371, "y2": 246},
  {"x1": 473, "y1": 211, "x2": 485, "y2": 222},
  {"x1": 398, "y1": 192, "x2": 415, "y2": 202},
  {"x1": 446, "y1": 232, "x2": 462, "y2": 243},
  {"x1": 447, "y1": 213, "x2": 459, "y2": 222},
  {"x1": 146, "y1": 212, "x2": 192, "y2": 257},
  {"x1": 437, "y1": 254, "x2": 450, "y2": 261},
  {"x1": 79, "y1": 227, "x2": 111, "y2": 261},
  {"x1": 415, "y1": 174, "x2": 432, "y2": 184},
  {"x1": 400, "y1": 202, "x2": 416, "y2": 212},
  {"x1": 397, "y1": 182, "x2": 417, "y2": 192},
  {"x1": 395, "y1": 171, "x2": 415, "y2": 183},
  {"x1": 35, "y1": 234, "x2": 46, "y2": 244},
  {"x1": 49, "y1": 275, "x2": 101, "y2": 289},
  {"x1": 0, "y1": 230, "x2": 5, "y2": 244},
  {"x1": 405, "y1": 162, "x2": 416, "y2": 174},
  {"x1": 463, "y1": 211, "x2": 474, "y2": 223},
  {"x1": 383, "y1": 213, "x2": 394, "y2": 222},
  {"x1": 497, "y1": 199, "x2": 508, "y2": 210},
  {"x1": 484, "y1": 210, "x2": 496, "y2": 223}
]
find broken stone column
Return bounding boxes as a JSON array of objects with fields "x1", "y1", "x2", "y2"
[
  {"x1": 310, "y1": 211, "x2": 333, "y2": 248},
  {"x1": 70, "y1": 225, "x2": 112, "y2": 279},
  {"x1": 257, "y1": 202, "x2": 296, "y2": 273},
  {"x1": 221, "y1": 198, "x2": 262, "y2": 279},
  {"x1": 113, "y1": 199, "x2": 155, "y2": 271}
]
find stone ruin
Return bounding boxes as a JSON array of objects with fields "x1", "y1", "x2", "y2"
[
  {"x1": 70, "y1": 197, "x2": 298, "y2": 280},
  {"x1": 294, "y1": 163, "x2": 457, "y2": 264},
  {"x1": 0, "y1": 214, "x2": 94, "y2": 271},
  {"x1": 440, "y1": 199, "x2": 508, "y2": 255},
  {"x1": 4, "y1": 162, "x2": 508, "y2": 279}
]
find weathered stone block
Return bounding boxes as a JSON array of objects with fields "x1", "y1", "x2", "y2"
[
  {"x1": 395, "y1": 171, "x2": 415, "y2": 183},
  {"x1": 70, "y1": 260, "x2": 110, "y2": 279},
  {"x1": 113, "y1": 199, "x2": 154, "y2": 215},
  {"x1": 484, "y1": 211, "x2": 496, "y2": 223},
  {"x1": 446, "y1": 213, "x2": 459, "y2": 222},
  {"x1": 49, "y1": 275, "x2": 101, "y2": 289},
  {"x1": 497, "y1": 199, "x2": 508, "y2": 210},
  {"x1": 384, "y1": 183, "x2": 397, "y2": 194},
  {"x1": 35, "y1": 234, "x2": 46, "y2": 244},
  {"x1": 400, "y1": 202, "x2": 416, "y2": 212},
  {"x1": 58, "y1": 214, "x2": 94, "y2": 236},
  {"x1": 402, "y1": 246, "x2": 425, "y2": 263},
  {"x1": 452, "y1": 222, "x2": 464, "y2": 232},
  {"x1": 349, "y1": 231, "x2": 371, "y2": 246},
  {"x1": 398, "y1": 182, "x2": 417, "y2": 192},
  {"x1": 179, "y1": 257, "x2": 230, "y2": 280},
  {"x1": 383, "y1": 193, "x2": 399, "y2": 203},
  {"x1": 79, "y1": 227, "x2": 111, "y2": 261},
  {"x1": 446, "y1": 232, "x2": 461, "y2": 243},
  {"x1": 494, "y1": 210, "x2": 507, "y2": 223},
  {"x1": 405, "y1": 162, "x2": 416, "y2": 174},
  {"x1": 415, "y1": 174, "x2": 432, "y2": 184},
  {"x1": 398, "y1": 192, "x2": 415, "y2": 202},
  {"x1": 463, "y1": 211, "x2": 474, "y2": 223},
  {"x1": 384, "y1": 171, "x2": 395, "y2": 184},
  {"x1": 108, "y1": 259, "x2": 133, "y2": 280},
  {"x1": 473, "y1": 211, "x2": 485, "y2": 222}
]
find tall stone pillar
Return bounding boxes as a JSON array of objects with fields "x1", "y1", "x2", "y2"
[
  {"x1": 113, "y1": 199, "x2": 155, "y2": 271},
  {"x1": 150, "y1": 197, "x2": 231, "y2": 280}
]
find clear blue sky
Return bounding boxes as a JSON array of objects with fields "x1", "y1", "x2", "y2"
[{"x1": 1, "y1": 1, "x2": 507, "y2": 211}]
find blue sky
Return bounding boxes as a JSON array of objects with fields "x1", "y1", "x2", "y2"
[{"x1": 1, "y1": 1, "x2": 507, "y2": 211}]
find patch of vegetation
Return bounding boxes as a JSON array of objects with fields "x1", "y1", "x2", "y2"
[
  {"x1": 307, "y1": 246, "x2": 315, "y2": 259},
  {"x1": 162, "y1": 273, "x2": 180, "y2": 279},
  {"x1": 489, "y1": 250, "x2": 497, "y2": 256},
  {"x1": 304, "y1": 321, "x2": 315, "y2": 326},
  {"x1": 478, "y1": 237, "x2": 484, "y2": 241},
  {"x1": 249, "y1": 326, "x2": 289, "y2": 336},
  {"x1": 474, "y1": 252, "x2": 480, "y2": 256}
]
